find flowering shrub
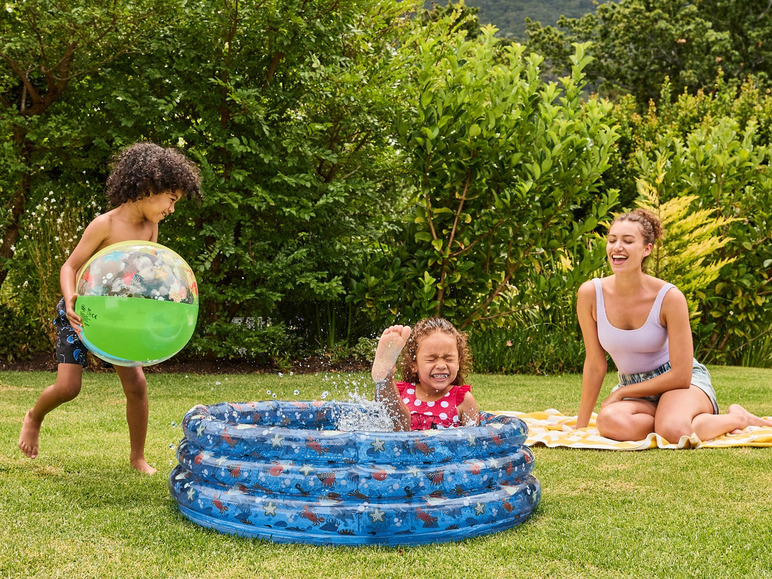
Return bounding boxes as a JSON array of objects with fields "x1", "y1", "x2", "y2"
[{"x1": 6, "y1": 194, "x2": 98, "y2": 348}]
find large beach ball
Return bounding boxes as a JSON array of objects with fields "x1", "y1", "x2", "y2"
[{"x1": 75, "y1": 241, "x2": 199, "y2": 367}]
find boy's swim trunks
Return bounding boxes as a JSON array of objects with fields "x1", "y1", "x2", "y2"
[{"x1": 53, "y1": 298, "x2": 88, "y2": 367}]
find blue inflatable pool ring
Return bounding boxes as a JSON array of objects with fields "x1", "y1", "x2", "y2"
[{"x1": 169, "y1": 400, "x2": 540, "y2": 546}]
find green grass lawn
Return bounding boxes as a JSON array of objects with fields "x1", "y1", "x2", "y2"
[{"x1": 2, "y1": 367, "x2": 771, "y2": 578}]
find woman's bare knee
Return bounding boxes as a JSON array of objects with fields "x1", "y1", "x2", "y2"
[
  {"x1": 597, "y1": 401, "x2": 656, "y2": 440},
  {"x1": 596, "y1": 409, "x2": 626, "y2": 438},
  {"x1": 654, "y1": 422, "x2": 692, "y2": 443}
]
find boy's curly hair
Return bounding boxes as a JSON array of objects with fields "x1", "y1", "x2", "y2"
[
  {"x1": 105, "y1": 142, "x2": 202, "y2": 206},
  {"x1": 400, "y1": 317, "x2": 472, "y2": 385}
]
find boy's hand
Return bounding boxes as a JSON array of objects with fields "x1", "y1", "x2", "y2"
[{"x1": 65, "y1": 294, "x2": 83, "y2": 334}]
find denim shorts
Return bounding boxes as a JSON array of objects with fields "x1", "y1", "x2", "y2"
[{"x1": 612, "y1": 359, "x2": 719, "y2": 414}]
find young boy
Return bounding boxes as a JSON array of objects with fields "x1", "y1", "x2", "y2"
[{"x1": 18, "y1": 142, "x2": 202, "y2": 474}]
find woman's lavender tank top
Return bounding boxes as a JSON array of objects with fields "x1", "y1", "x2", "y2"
[{"x1": 593, "y1": 278, "x2": 674, "y2": 374}]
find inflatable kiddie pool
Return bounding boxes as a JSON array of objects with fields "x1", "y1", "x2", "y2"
[{"x1": 169, "y1": 400, "x2": 540, "y2": 546}]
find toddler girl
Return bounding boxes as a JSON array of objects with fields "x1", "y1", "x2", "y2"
[{"x1": 371, "y1": 318, "x2": 479, "y2": 431}]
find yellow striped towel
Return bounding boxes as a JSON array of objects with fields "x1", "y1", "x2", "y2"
[{"x1": 494, "y1": 409, "x2": 772, "y2": 450}]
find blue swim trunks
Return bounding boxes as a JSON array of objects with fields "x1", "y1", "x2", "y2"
[{"x1": 53, "y1": 298, "x2": 88, "y2": 367}]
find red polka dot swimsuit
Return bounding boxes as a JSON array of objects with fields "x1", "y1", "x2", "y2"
[{"x1": 396, "y1": 382, "x2": 472, "y2": 430}]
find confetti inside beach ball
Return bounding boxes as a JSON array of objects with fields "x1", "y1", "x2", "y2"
[{"x1": 75, "y1": 241, "x2": 199, "y2": 367}]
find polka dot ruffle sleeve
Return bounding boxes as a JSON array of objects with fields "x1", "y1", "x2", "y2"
[{"x1": 396, "y1": 382, "x2": 471, "y2": 430}]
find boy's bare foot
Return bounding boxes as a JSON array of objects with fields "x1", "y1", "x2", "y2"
[
  {"x1": 131, "y1": 458, "x2": 157, "y2": 475},
  {"x1": 18, "y1": 411, "x2": 41, "y2": 459},
  {"x1": 728, "y1": 404, "x2": 772, "y2": 431},
  {"x1": 372, "y1": 325, "x2": 411, "y2": 383}
]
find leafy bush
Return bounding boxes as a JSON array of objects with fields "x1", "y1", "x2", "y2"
[
  {"x1": 184, "y1": 316, "x2": 296, "y2": 368},
  {"x1": 470, "y1": 296, "x2": 586, "y2": 374},
  {"x1": 0, "y1": 303, "x2": 48, "y2": 362},
  {"x1": 2, "y1": 1, "x2": 771, "y2": 371},
  {"x1": 5, "y1": 193, "x2": 98, "y2": 343},
  {"x1": 634, "y1": 157, "x2": 736, "y2": 321},
  {"x1": 125, "y1": 0, "x2": 416, "y2": 356},
  {"x1": 526, "y1": 0, "x2": 772, "y2": 105},
  {"x1": 354, "y1": 28, "x2": 619, "y2": 332},
  {"x1": 627, "y1": 89, "x2": 772, "y2": 365}
]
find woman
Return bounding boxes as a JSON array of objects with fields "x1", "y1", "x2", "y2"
[{"x1": 576, "y1": 208, "x2": 771, "y2": 442}]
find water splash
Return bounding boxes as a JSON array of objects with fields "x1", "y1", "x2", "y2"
[{"x1": 332, "y1": 393, "x2": 395, "y2": 432}]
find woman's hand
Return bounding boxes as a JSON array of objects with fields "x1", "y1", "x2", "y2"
[{"x1": 600, "y1": 390, "x2": 622, "y2": 408}]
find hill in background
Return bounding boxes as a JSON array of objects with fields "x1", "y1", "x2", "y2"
[{"x1": 424, "y1": 0, "x2": 598, "y2": 39}]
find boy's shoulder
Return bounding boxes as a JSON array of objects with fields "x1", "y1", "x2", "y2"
[
  {"x1": 81, "y1": 208, "x2": 154, "y2": 249},
  {"x1": 83, "y1": 211, "x2": 114, "y2": 234}
]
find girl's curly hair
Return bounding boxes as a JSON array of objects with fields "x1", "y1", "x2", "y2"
[
  {"x1": 105, "y1": 142, "x2": 202, "y2": 206},
  {"x1": 400, "y1": 317, "x2": 472, "y2": 385}
]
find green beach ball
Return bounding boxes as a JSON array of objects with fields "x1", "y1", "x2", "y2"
[{"x1": 75, "y1": 241, "x2": 199, "y2": 367}]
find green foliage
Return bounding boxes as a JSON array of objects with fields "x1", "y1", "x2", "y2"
[
  {"x1": 1, "y1": 0, "x2": 771, "y2": 371},
  {"x1": 738, "y1": 333, "x2": 772, "y2": 368},
  {"x1": 606, "y1": 76, "x2": 772, "y2": 209},
  {"x1": 0, "y1": 0, "x2": 164, "y2": 287},
  {"x1": 634, "y1": 155, "x2": 736, "y2": 321},
  {"x1": 355, "y1": 26, "x2": 619, "y2": 331},
  {"x1": 421, "y1": 0, "x2": 483, "y2": 38},
  {"x1": 0, "y1": 303, "x2": 47, "y2": 362},
  {"x1": 123, "y1": 0, "x2": 419, "y2": 361},
  {"x1": 1, "y1": 0, "x2": 422, "y2": 363},
  {"x1": 185, "y1": 316, "x2": 296, "y2": 369},
  {"x1": 526, "y1": 0, "x2": 772, "y2": 106},
  {"x1": 627, "y1": 92, "x2": 772, "y2": 365},
  {"x1": 3, "y1": 194, "x2": 98, "y2": 348},
  {"x1": 426, "y1": 0, "x2": 598, "y2": 40},
  {"x1": 469, "y1": 296, "x2": 586, "y2": 374}
]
